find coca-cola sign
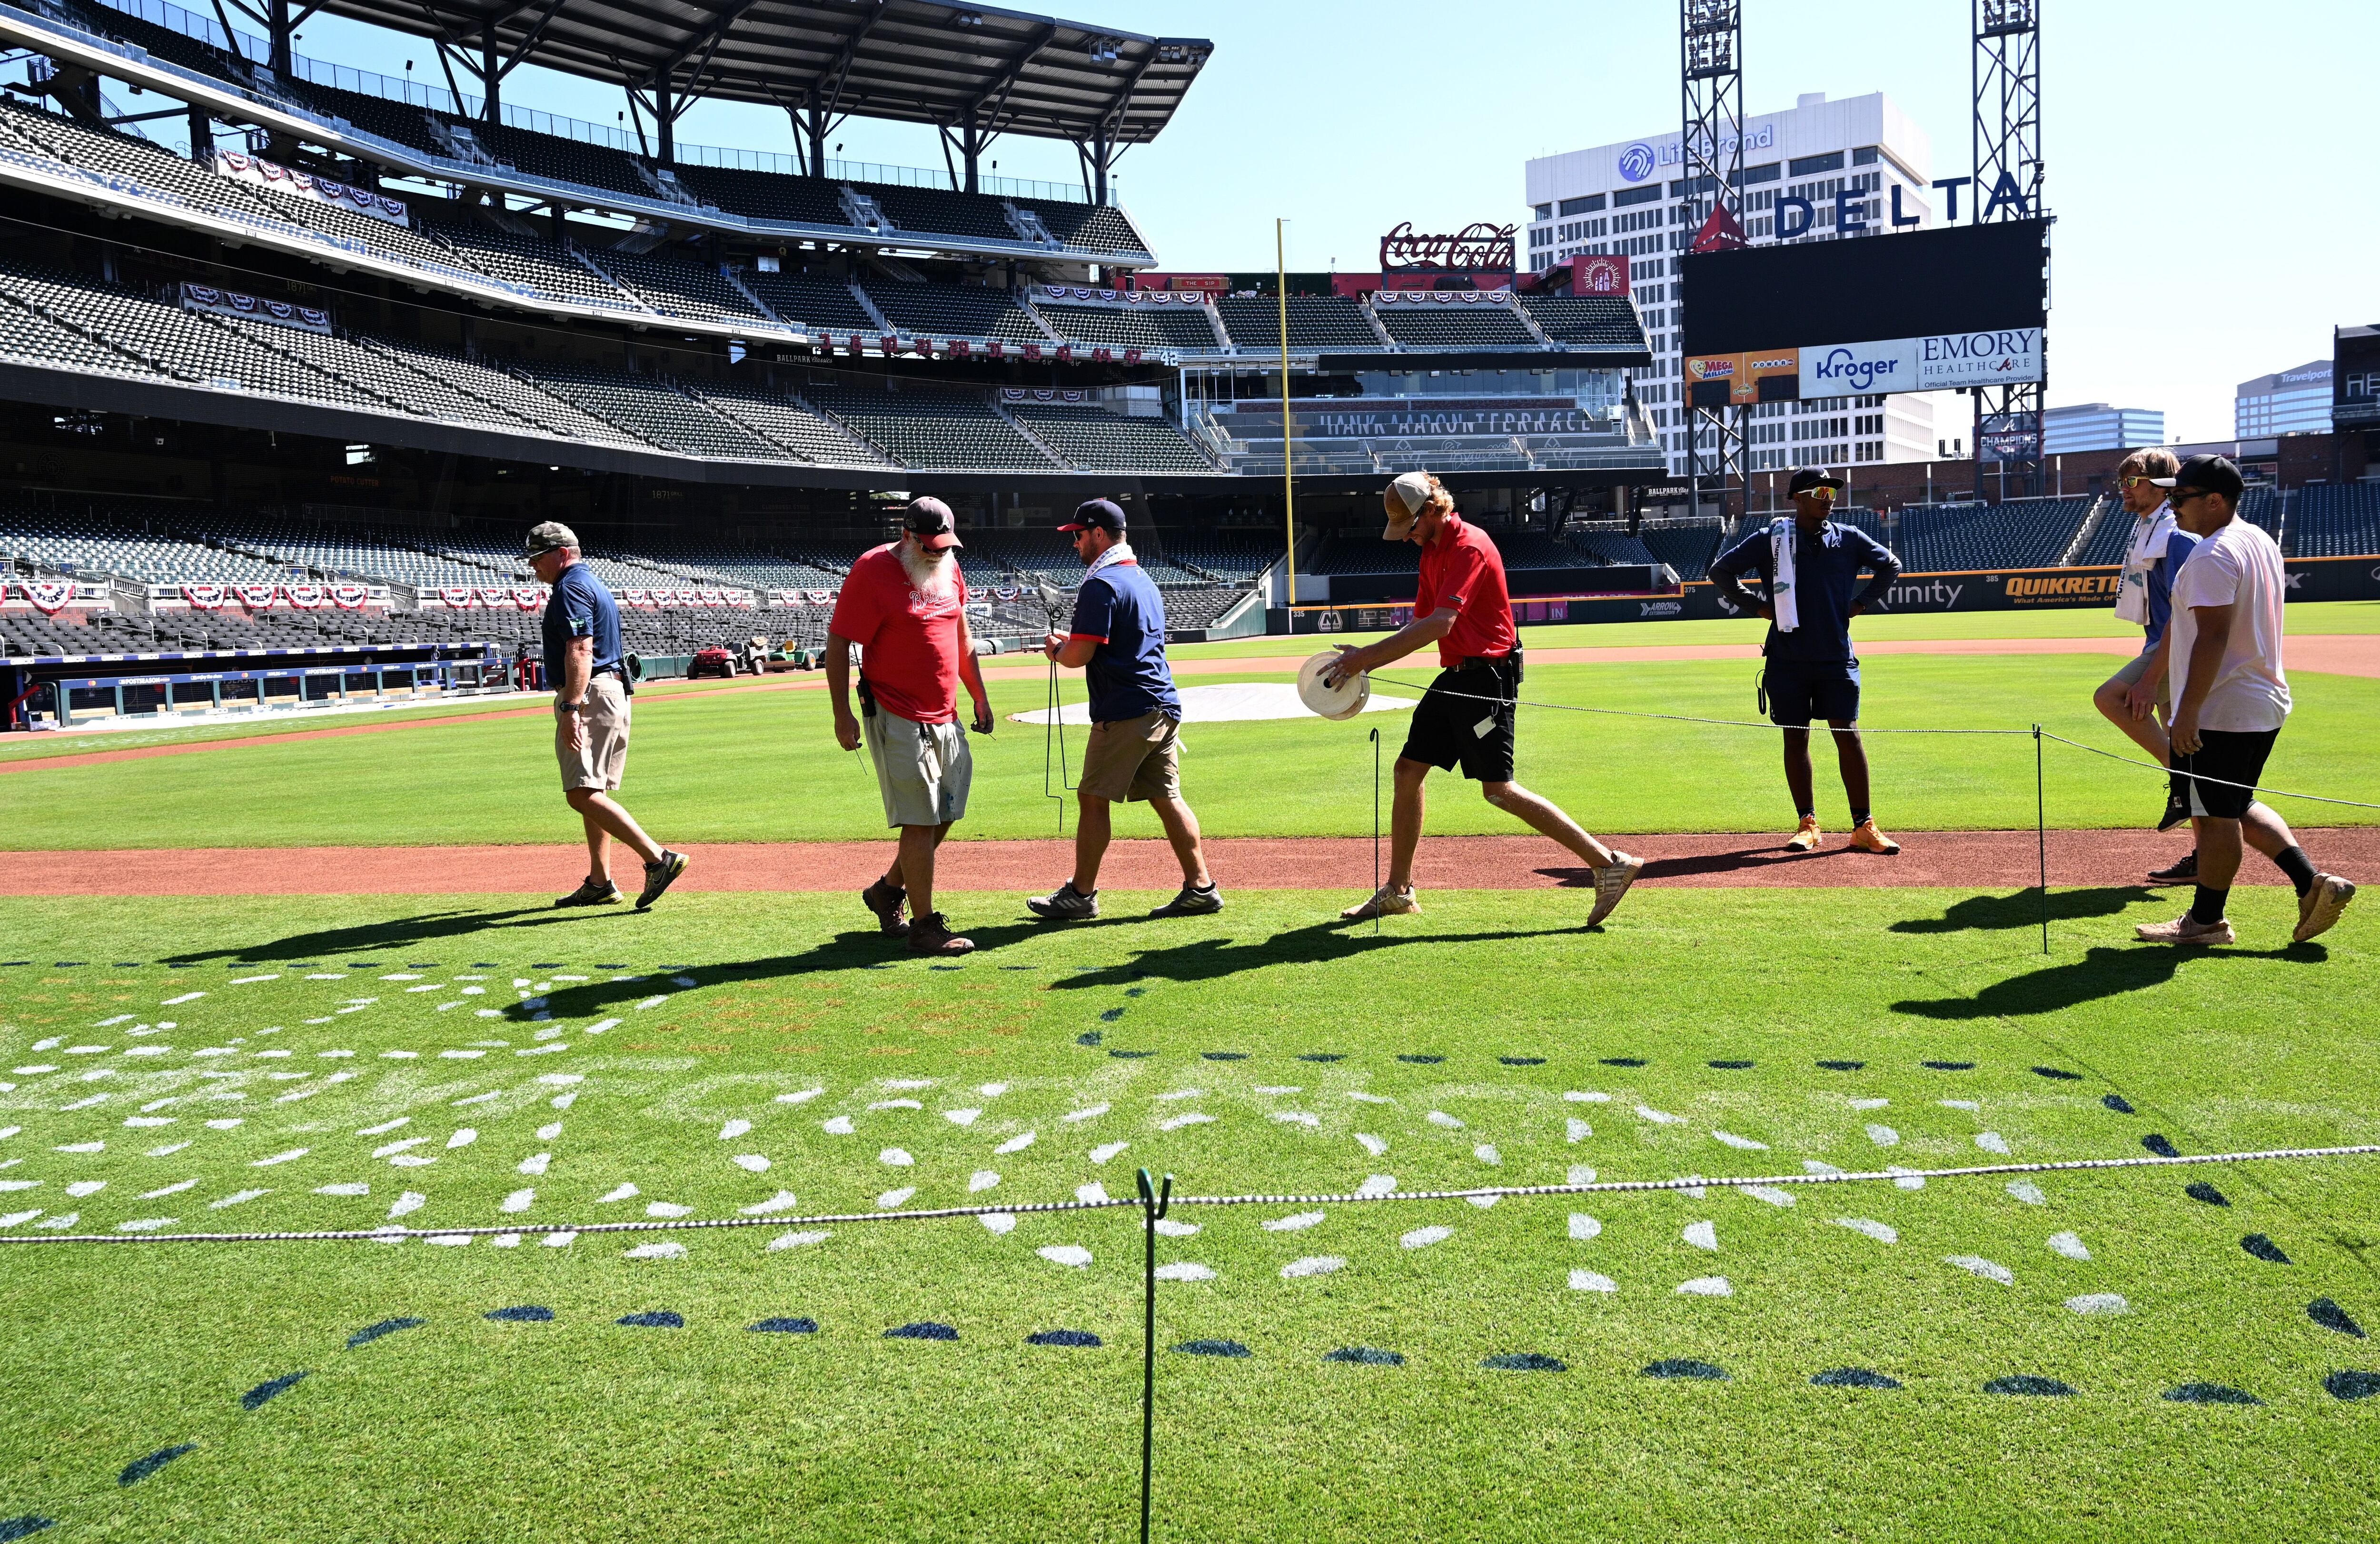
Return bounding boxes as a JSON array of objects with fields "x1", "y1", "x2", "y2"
[{"x1": 1379, "y1": 221, "x2": 1517, "y2": 273}]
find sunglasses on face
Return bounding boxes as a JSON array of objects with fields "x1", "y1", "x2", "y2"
[
  {"x1": 2119, "y1": 475, "x2": 2156, "y2": 489},
  {"x1": 2168, "y1": 488, "x2": 2213, "y2": 504},
  {"x1": 1802, "y1": 485, "x2": 1839, "y2": 502}
]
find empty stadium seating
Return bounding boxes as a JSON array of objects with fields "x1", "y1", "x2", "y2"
[
  {"x1": 1518, "y1": 296, "x2": 1647, "y2": 348},
  {"x1": 2290, "y1": 482, "x2": 2380, "y2": 558},
  {"x1": 580, "y1": 250, "x2": 772, "y2": 326},
  {"x1": 1036, "y1": 304, "x2": 1220, "y2": 352},
  {"x1": 743, "y1": 272, "x2": 880, "y2": 334},
  {"x1": 861, "y1": 280, "x2": 1048, "y2": 343},
  {"x1": 1887, "y1": 497, "x2": 2090, "y2": 573},
  {"x1": 1004, "y1": 405, "x2": 1216, "y2": 473},
  {"x1": 1373, "y1": 304, "x2": 1539, "y2": 350},
  {"x1": 1161, "y1": 533, "x2": 1281, "y2": 583},
  {"x1": 803, "y1": 383, "x2": 1057, "y2": 470},
  {"x1": 510, "y1": 361, "x2": 794, "y2": 461},
  {"x1": 1628, "y1": 522, "x2": 1725, "y2": 580},
  {"x1": 1215, "y1": 297, "x2": 1382, "y2": 352},
  {"x1": 679, "y1": 381, "x2": 890, "y2": 465},
  {"x1": 1563, "y1": 529, "x2": 1659, "y2": 567}
]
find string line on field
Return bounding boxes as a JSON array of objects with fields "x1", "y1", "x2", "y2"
[
  {"x1": 2035, "y1": 731, "x2": 2380, "y2": 811},
  {"x1": 10, "y1": 1143, "x2": 2375, "y2": 1246}
]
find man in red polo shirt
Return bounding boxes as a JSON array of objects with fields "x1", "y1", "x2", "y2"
[
  {"x1": 1324, "y1": 471, "x2": 1642, "y2": 924},
  {"x1": 827, "y1": 498, "x2": 994, "y2": 956}
]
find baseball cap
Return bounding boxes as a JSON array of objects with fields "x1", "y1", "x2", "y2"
[
  {"x1": 1786, "y1": 468, "x2": 1848, "y2": 495},
  {"x1": 1382, "y1": 470, "x2": 1436, "y2": 540},
  {"x1": 2151, "y1": 453, "x2": 2245, "y2": 502},
  {"x1": 523, "y1": 520, "x2": 578, "y2": 556},
  {"x1": 902, "y1": 496, "x2": 962, "y2": 550},
  {"x1": 1059, "y1": 498, "x2": 1127, "y2": 534}
]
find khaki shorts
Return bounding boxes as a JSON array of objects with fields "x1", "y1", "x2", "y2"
[
  {"x1": 2103, "y1": 648, "x2": 2170, "y2": 712},
  {"x1": 864, "y1": 710, "x2": 973, "y2": 828},
  {"x1": 556, "y1": 673, "x2": 630, "y2": 791},
  {"x1": 1079, "y1": 711, "x2": 1182, "y2": 803}
]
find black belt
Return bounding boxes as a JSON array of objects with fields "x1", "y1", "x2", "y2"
[{"x1": 1449, "y1": 652, "x2": 1518, "y2": 672}]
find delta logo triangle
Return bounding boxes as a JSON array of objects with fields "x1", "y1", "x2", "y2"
[{"x1": 1691, "y1": 204, "x2": 1749, "y2": 253}]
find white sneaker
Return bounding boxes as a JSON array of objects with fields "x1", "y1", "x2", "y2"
[
  {"x1": 1585, "y1": 851, "x2": 1644, "y2": 928},
  {"x1": 2294, "y1": 874, "x2": 2357, "y2": 944},
  {"x1": 1340, "y1": 883, "x2": 1419, "y2": 920},
  {"x1": 2135, "y1": 913, "x2": 2235, "y2": 946}
]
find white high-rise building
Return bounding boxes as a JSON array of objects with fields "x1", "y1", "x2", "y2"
[{"x1": 1525, "y1": 91, "x2": 1945, "y2": 479}]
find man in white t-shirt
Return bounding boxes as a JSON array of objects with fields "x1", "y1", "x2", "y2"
[{"x1": 2135, "y1": 455, "x2": 2355, "y2": 946}]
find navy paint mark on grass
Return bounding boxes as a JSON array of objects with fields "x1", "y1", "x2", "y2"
[
  {"x1": 1076, "y1": 1031, "x2": 1103, "y2": 1047},
  {"x1": 0, "y1": 1516, "x2": 55, "y2": 1539},
  {"x1": 1173, "y1": 1339, "x2": 1249, "y2": 1357},
  {"x1": 2165, "y1": 1383, "x2": 2261, "y2": 1405},
  {"x1": 2142, "y1": 1134, "x2": 2182, "y2": 1158},
  {"x1": 1202, "y1": 1052, "x2": 1247, "y2": 1061},
  {"x1": 2186, "y1": 1182, "x2": 2230, "y2": 1207},
  {"x1": 52, "y1": 962, "x2": 83, "y2": 969},
  {"x1": 1707, "y1": 1060, "x2": 1755, "y2": 1070},
  {"x1": 1099, "y1": 1009, "x2": 1126, "y2": 1022},
  {"x1": 0, "y1": 963, "x2": 29, "y2": 969},
  {"x1": 1324, "y1": 1346, "x2": 1404, "y2": 1365},
  {"x1": 2102, "y1": 1094, "x2": 2135, "y2": 1114},
  {"x1": 1111, "y1": 1050, "x2": 1155, "y2": 1059},
  {"x1": 2032, "y1": 1066, "x2": 2083, "y2": 1081},
  {"x1": 1599, "y1": 1057, "x2": 1646, "y2": 1068},
  {"x1": 1482, "y1": 1352, "x2": 1565, "y2": 1372},
  {"x1": 1027, "y1": 1329, "x2": 1101, "y2": 1347},
  {"x1": 1643, "y1": 1359, "x2": 1729, "y2": 1381},
  {"x1": 593, "y1": 963, "x2": 627, "y2": 969},
  {"x1": 1498, "y1": 1057, "x2": 1546, "y2": 1067},
  {"x1": 1984, "y1": 1376, "x2": 2076, "y2": 1396},
  {"x1": 928, "y1": 965, "x2": 965, "y2": 972},
  {"x1": 119, "y1": 1445, "x2": 195, "y2": 1486},
  {"x1": 1922, "y1": 1060, "x2": 1975, "y2": 1071},
  {"x1": 346, "y1": 1318, "x2": 425, "y2": 1349},
  {"x1": 1816, "y1": 1060, "x2": 1865, "y2": 1071},
  {"x1": 885, "y1": 1322, "x2": 957, "y2": 1341},
  {"x1": 113, "y1": 962, "x2": 143, "y2": 968},
  {"x1": 2310, "y1": 1299, "x2": 2367, "y2": 1338},
  {"x1": 1398, "y1": 1055, "x2": 1444, "y2": 1065},
  {"x1": 2241, "y1": 1235, "x2": 2292, "y2": 1265},
  {"x1": 530, "y1": 962, "x2": 564, "y2": 969},
  {"x1": 1298, "y1": 1053, "x2": 1344, "y2": 1062},
  {"x1": 749, "y1": 1317, "x2": 819, "y2": 1334},
  {"x1": 485, "y1": 1306, "x2": 553, "y2": 1322},
  {"x1": 239, "y1": 1372, "x2": 307, "y2": 1410},
  {"x1": 2326, "y1": 1370, "x2": 2380, "y2": 1401},
  {"x1": 1000, "y1": 965, "x2": 1039, "y2": 971},
  {"x1": 617, "y1": 1312, "x2": 684, "y2": 1329},
  {"x1": 1811, "y1": 1368, "x2": 1900, "y2": 1389}
]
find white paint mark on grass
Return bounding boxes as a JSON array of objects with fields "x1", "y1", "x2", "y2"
[
  {"x1": 210, "y1": 1188, "x2": 269, "y2": 1208},
  {"x1": 118, "y1": 1217, "x2": 180, "y2": 1232},
  {"x1": 64, "y1": 1181, "x2": 105, "y2": 1197},
  {"x1": 775, "y1": 1088, "x2": 824, "y2": 1105},
  {"x1": 516, "y1": 1154, "x2": 551, "y2": 1176},
  {"x1": 1426, "y1": 1110, "x2": 1465, "y2": 1130},
  {"x1": 1850, "y1": 1098, "x2": 1890, "y2": 1111},
  {"x1": 1888, "y1": 1167, "x2": 1927, "y2": 1190},
  {"x1": 733, "y1": 1155, "x2": 771, "y2": 1173},
  {"x1": 1356, "y1": 1175, "x2": 1397, "y2": 1198},
  {"x1": 1154, "y1": 1263, "x2": 1216, "y2": 1283},
  {"x1": 646, "y1": 1202, "x2": 692, "y2": 1218},
  {"x1": 1155, "y1": 1219, "x2": 1200, "y2": 1238},
  {"x1": 978, "y1": 1083, "x2": 1009, "y2": 1098},
  {"x1": 2065, "y1": 1293, "x2": 2129, "y2": 1316},
  {"x1": 1355, "y1": 1133, "x2": 1388, "y2": 1157},
  {"x1": 1569, "y1": 1166, "x2": 1597, "y2": 1185},
  {"x1": 995, "y1": 1131, "x2": 1036, "y2": 1155},
  {"x1": 161, "y1": 992, "x2": 206, "y2": 1006},
  {"x1": 1075, "y1": 1183, "x2": 1109, "y2": 1204},
  {"x1": 1833, "y1": 1218, "x2": 1898, "y2": 1244},
  {"x1": 866, "y1": 1099, "x2": 920, "y2": 1111},
  {"x1": 979, "y1": 1214, "x2": 1016, "y2": 1237},
  {"x1": 388, "y1": 1192, "x2": 426, "y2": 1218},
  {"x1": 1281, "y1": 1256, "x2": 1345, "y2": 1279},
  {"x1": 1158, "y1": 1113, "x2": 1215, "y2": 1132},
  {"x1": 1062, "y1": 1104, "x2": 1111, "y2": 1124},
  {"x1": 1865, "y1": 1124, "x2": 1900, "y2": 1146},
  {"x1": 0, "y1": 1210, "x2": 39, "y2": 1228},
  {"x1": 1467, "y1": 1195, "x2": 1500, "y2": 1210},
  {"x1": 1347, "y1": 1091, "x2": 1394, "y2": 1105},
  {"x1": 1564, "y1": 1090, "x2": 1611, "y2": 1104},
  {"x1": 1089, "y1": 1142, "x2": 1129, "y2": 1164},
  {"x1": 1743, "y1": 1186, "x2": 1796, "y2": 1208},
  {"x1": 879, "y1": 1148, "x2": 914, "y2": 1167},
  {"x1": 769, "y1": 1230, "x2": 830, "y2": 1250},
  {"x1": 373, "y1": 1138, "x2": 429, "y2": 1159},
  {"x1": 1400, "y1": 1226, "x2": 1452, "y2": 1249},
  {"x1": 584, "y1": 1019, "x2": 621, "y2": 1036},
  {"x1": 1270, "y1": 1111, "x2": 1320, "y2": 1128},
  {"x1": 1635, "y1": 1105, "x2": 1683, "y2": 1125},
  {"x1": 252, "y1": 1148, "x2": 308, "y2": 1167},
  {"x1": 142, "y1": 1179, "x2": 199, "y2": 1199},
  {"x1": 1940, "y1": 1099, "x2": 1980, "y2": 1111},
  {"x1": 1474, "y1": 1144, "x2": 1501, "y2": 1166},
  {"x1": 876, "y1": 1187, "x2": 916, "y2": 1209},
  {"x1": 968, "y1": 1170, "x2": 999, "y2": 1193},
  {"x1": 537, "y1": 1123, "x2": 563, "y2": 1140},
  {"x1": 1155, "y1": 1089, "x2": 1202, "y2": 1102},
  {"x1": 1682, "y1": 1221, "x2": 1718, "y2": 1251},
  {"x1": 1039, "y1": 1245, "x2": 1093, "y2": 1268},
  {"x1": 1263, "y1": 1211, "x2": 1325, "y2": 1233},
  {"x1": 2047, "y1": 1231, "x2": 2091, "y2": 1261},
  {"x1": 123, "y1": 1117, "x2": 175, "y2": 1128},
  {"x1": 1252, "y1": 1085, "x2": 1300, "y2": 1096},
  {"x1": 53, "y1": 1142, "x2": 103, "y2": 1154},
  {"x1": 542, "y1": 1232, "x2": 577, "y2": 1248},
  {"x1": 1676, "y1": 1276, "x2": 1732, "y2": 1297},
  {"x1": 741, "y1": 1191, "x2": 801, "y2": 1216},
  {"x1": 146, "y1": 1143, "x2": 191, "y2": 1157},
  {"x1": 1566, "y1": 1118, "x2": 1592, "y2": 1143},
  {"x1": 821, "y1": 1117, "x2": 855, "y2": 1136},
  {"x1": 1569, "y1": 1269, "x2": 1617, "y2": 1293},
  {"x1": 314, "y1": 1183, "x2": 368, "y2": 1196},
  {"x1": 1945, "y1": 1255, "x2": 2013, "y2": 1285},
  {"x1": 625, "y1": 1241, "x2": 686, "y2": 1260},
  {"x1": 596, "y1": 1183, "x2": 639, "y2": 1203},
  {"x1": 1711, "y1": 1131, "x2": 1768, "y2": 1151},
  {"x1": 943, "y1": 1108, "x2": 981, "y2": 1127},
  {"x1": 446, "y1": 1128, "x2": 477, "y2": 1150},
  {"x1": 1976, "y1": 1132, "x2": 2012, "y2": 1155},
  {"x1": 634, "y1": 996, "x2": 669, "y2": 1011},
  {"x1": 501, "y1": 1189, "x2": 536, "y2": 1214},
  {"x1": 1569, "y1": 1214, "x2": 1602, "y2": 1241}
]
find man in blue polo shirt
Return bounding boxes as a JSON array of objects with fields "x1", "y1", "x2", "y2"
[
  {"x1": 1026, "y1": 499, "x2": 1220, "y2": 920},
  {"x1": 1708, "y1": 469, "x2": 1905, "y2": 855}
]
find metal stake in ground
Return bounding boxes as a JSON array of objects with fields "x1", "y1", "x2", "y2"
[
  {"x1": 1136, "y1": 1166, "x2": 1174, "y2": 1544},
  {"x1": 2034, "y1": 723, "x2": 2048, "y2": 954},
  {"x1": 1369, "y1": 726, "x2": 1382, "y2": 936},
  {"x1": 1040, "y1": 578, "x2": 1072, "y2": 836}
]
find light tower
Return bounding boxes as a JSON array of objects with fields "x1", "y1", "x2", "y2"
[
  {"x1": 1972, "y1": 0, "x2": 2045, "y2": 498},
  {"x1": 1679, "y1": 0, "x2": 1747, "y2": 519}
]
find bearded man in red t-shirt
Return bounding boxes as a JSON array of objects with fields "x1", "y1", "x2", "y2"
[
  {"x1": 827, "y1": 498, "x2": 994, "y2": 955},
  {"x1": 1324, "y1": 471, "x2": 1642, "y2": 926}
]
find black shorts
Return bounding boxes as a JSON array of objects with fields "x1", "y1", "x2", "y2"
[
  {"x1": 2172, "y1": 727, "x2": 2280, "y2": 821},
  {"x1": 1762, "y1": 657, "x2": 1861, "y2": 727},
  {"x1": 1401, "y1": 660, "x2": 1518, "y2": 782}
]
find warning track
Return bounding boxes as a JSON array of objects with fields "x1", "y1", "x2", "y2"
[{"x1": 5, "y1": 830, "x2": 2373, "y2": 896}]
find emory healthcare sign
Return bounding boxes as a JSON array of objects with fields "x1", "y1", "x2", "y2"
[{"x1": 1799, "y1": 329, "x2": 2042, "y2": 396}]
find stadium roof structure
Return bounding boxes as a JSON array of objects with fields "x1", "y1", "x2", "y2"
[{"x1": 302, "y1": 0, "x2": 1211, "y2": 187}]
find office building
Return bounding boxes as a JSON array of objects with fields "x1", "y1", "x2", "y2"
[
  {"x1": 2235, "y1": 360, "x2": 2333, "y2": 437},
  {"x1": 2043, "y1": 403, "x2": 2165, "y2": 455}
]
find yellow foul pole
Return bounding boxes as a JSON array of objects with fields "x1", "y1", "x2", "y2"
[{"x1": 1277, "y1": 217, "x2": 1295, "y2": 608}]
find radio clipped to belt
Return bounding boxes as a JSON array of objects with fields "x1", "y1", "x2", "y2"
[{"x1": 855, "y1": 675, "x2": 879, "y2": 720}]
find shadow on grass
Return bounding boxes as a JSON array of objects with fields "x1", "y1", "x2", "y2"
[
  {"x1": 1890, "y1": 886, "x2": 2157, "y2": 934},
  {"x1": 1892, "y1": 942, "x2": 2328, "y2": 1020},
  {"x1": 160, "y1": 906, "x2": 611, "y2": 963},
  {"x1": 1041, "y1": 920, "x2": 1590, "y2": 990}
]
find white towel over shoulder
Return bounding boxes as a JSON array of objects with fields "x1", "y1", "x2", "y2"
[
  {"x1": 1767, "y1": 517, "x2": 1799, "y2": 632},
  {"x1": 2114, "y1": 504, "x2": 2174, "y2": 626}
]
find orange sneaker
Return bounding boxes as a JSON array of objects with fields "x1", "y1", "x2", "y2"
[
  {"x1": 1850, "y1": 820, "x2": 1901, "y2": 855},
  {"x1": 1785, "y1": 815, "x2": 1823, "y2": 851}
]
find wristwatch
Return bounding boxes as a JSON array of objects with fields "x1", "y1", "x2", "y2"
[{"x1": 555, "y1": 699, "x2": 586, "y2": 713}]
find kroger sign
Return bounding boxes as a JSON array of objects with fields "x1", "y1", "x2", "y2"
[
  {"x1": 1617, "y1": 125, "x2": 1777, "y2": 183},
  {"x1": 1799, "y1": 329, "x2": 2042, "y2": 397}
]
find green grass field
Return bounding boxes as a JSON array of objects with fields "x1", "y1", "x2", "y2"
[
  {"x1": 3, "y1": 649, "x2": 2372, "y2": 850},
  {"x1": 0, "y1": 890, "x2": 2375, "y2": 1542}
]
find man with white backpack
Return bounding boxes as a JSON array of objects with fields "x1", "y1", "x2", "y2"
[{"x1": 1708, "y1": 468, "x2": 1905, "y2": 855}]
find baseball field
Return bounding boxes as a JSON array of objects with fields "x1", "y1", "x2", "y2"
[{"x1": 1, "y1": 603, "x2": 2375, "y2": 1542}]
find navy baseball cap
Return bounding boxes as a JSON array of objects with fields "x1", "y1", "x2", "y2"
[
  {"x1": 2152, "y1": 454, "x2": 2245, "y2": 502},
  {"x1": 1787, "y1": 468, "x2": 1847, "y2": 495},
  {"x1": 1060, "y1": 498, "x2": 1127, "y2": 534},
  {"x1": 902, "y1": 496, "x2": 962, "y2": 550}
]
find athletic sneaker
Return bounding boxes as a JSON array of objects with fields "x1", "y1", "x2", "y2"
[
  {"x1": 1585, "y1": 852, "x2": 1644, "y2": 927},
  {"x1": 1340, "y1": 883, "x2": 1420, "y2": 920},
  {"x1": 1785, "y1": 815, "x2": 1823, "y2": 851},
  {"x1": 554, "y1": 877, "x2": 622, "y2": 909},
  {"x1": 1849, "y1": 820, "x2": 1901, "y2": 855},
  {"x1": 2135, "y1": 914, "x2": 2235, "y2": 946},
  {"x1": 861, "y1": 878, "x2": 910, "y2": 938},
  {"x1": 2156, "y1": 789, "x2": 2192, "y2": 833},
  {"x1": 2293, "y1": 874, "x2": 2357, "y2": 944},
  {"x1": 1027, "y1": 882, "x2": 1099, "y2": 922},
  {"x1": 2147, "y1": 851, "x2": 2199, "y2": 884},
  {"x1": 1149, "y1": 882, "x2": 1224, "y2": 918},
  {"x1": 635, "y1": 850, "x2": 690, "y2": 911},
  {"x1": 909, "y1": 911, "x2": 975, "y2": 956}
]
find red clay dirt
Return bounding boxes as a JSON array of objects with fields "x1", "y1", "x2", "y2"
[{"x1": 7, "y1": 830, "x2": 2374, "y2": 896}]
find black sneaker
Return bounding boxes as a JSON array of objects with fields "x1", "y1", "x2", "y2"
[
  {"x1": 635, "y1": 850, "x2": 690, "y2": 911},
  {"x1": 1026, "y1": 882, "x2": 1099, "y2": 921},
  {"x1": 1149, "y1": 882, "x2": 1224, "y2": 918},
  {"x1": 2156, "y1": 789, "x2": 2192, "y2": 833},
  {"x1": 2147, "y1": 851, "x2": 2199, "y2": 885},
  {"x1": 555, "y1": 877, "x2": 623, "y2": 909},
  {"x1": 862, "y1": 878, "x2": 911, "y2": 938},
  {"x1": 909, "y1": 911, "x2": 975, "y2": 956}
]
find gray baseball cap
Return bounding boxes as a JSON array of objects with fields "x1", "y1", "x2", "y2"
[{"x1": 524, "y1": 521, "x2": 579, "y2": 556}]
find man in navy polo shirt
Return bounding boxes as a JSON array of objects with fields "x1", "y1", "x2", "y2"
[
  {"x1": 1026, "y1": 499, "x2": 1220, "y2": 921},
  {"x1": 1708, "y1": 468, "x2": 1905, "y2": 854}
]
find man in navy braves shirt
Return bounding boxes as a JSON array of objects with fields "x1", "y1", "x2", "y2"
[{"x1": 1026, "y1": 498, "x2": 1220, "y2": 921}]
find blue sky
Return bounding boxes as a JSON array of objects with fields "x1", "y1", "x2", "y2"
[{"x1": 285, "y1": 0, "x2": 2373, "y2": 443}]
